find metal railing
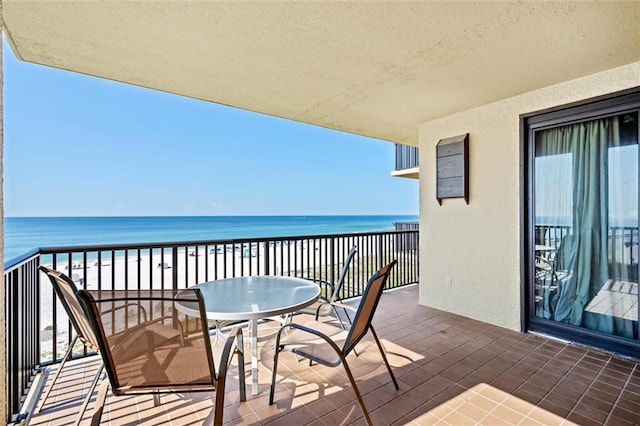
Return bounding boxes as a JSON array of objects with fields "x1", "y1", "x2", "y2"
[
  {"x1": 394, "y1": 222, "x2": 419, "y2": 251},
  {"x1": 4, "y1": 249, "x2": 42, "y2": 425},
  {"x1": 3, "y1": 229, "x2": 419, "y2": 423},
  {"x1": 395, "y1": 144, "x2": 419, "y2": 171}
]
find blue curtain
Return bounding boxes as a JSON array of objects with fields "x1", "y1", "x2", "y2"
[{"x1": 537, "y1": 116, "x2": 634, "y2": 338}]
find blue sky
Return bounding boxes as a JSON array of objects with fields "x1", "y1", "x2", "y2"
[{"x1": 3, "y1": 41, "x2": 418, "y2": 217}]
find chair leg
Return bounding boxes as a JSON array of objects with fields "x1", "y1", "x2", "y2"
[
  {"x1": 153, "y1": 393, "x2": 161, "y2": 406},
  {"x1": 236, "y1": 329, "x2": 246, "y2": 402},
  {"x1": 341, "y1": 358, "x2": 373, "y2": 426},
  {"x1": 269, "y1": 333, "x2": 284, "y2": 405},
  {"x1": 39, "y1": 335, "x2": 78, "y2": 412},
  {"x1": 74, "y1": 362, "x2": 104, "y2": 426},
  {"x1": 211, "y1": 336, "x2": 246, "y2": 426},
  {"x1": 214, "y1": 377, "x2": 226, "y2": 426},
  {"x1": 370, "y1": 327, "x2": 399, "y2": 390},
  {"x1": 89, "y1": 380, "x2": 110, "y2": 426}
]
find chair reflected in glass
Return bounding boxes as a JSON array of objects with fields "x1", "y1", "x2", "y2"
[
  {"x1": 77, "y1": 288, "x2": 245, "y2": 426},
  {"x1": 269, "y1": 260, "x2": 399, "y2": 426}
]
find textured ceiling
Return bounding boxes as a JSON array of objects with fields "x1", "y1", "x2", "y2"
[{"x1": 3, "y1": 2, "x2": 639, "y2": 145}]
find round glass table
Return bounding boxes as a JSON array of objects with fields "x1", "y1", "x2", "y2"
[{"x1": 190, "y1": 276, "x2": 320, "y2": 394}]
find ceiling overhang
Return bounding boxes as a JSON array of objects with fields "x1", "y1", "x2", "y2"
[{"x1": 3, "y1": 2, "x2": 639, "y2": 145}]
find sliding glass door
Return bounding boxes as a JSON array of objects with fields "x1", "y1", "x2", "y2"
[{"x1": 526, "y1": 91, "x2": 640, "y2": 356}]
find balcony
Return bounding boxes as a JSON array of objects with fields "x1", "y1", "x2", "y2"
[
  {"x1": 6, "y1": 229, "x2": 640, "y2": 425},
  {"x1": 25, "y1": 285, "x2": 640, "y2": 425},
  {"x1": 391, "y1": 144, "x2": 419, "y2": 179},
  {"x1": 4, "y1": 229, "x2": 419, "y2": 423}
]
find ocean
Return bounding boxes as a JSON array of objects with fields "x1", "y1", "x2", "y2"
[{"x1": 4, "y1": 215, "x2": 418, "y2": 261}]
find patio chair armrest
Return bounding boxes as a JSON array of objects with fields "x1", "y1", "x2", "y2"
[
  {"x1": 220, "y1": 327, "x2": 242, "y2": 367},
  {"x1": 313, "y1": 300, "x2": 353, "y2": 320},
  {"x1": 277, "y1": 323, "x2": 343, "y2": 355},
  {"x1": 328, "y1": 301, "x2": 357, "y2": 314},
  {"x1": 302, "y1": 278, "x2": 334, "y2": 296},
  {"x1": 101, "y1": 303, "x2": 149, "y2": 321},
  {"x1": 216, "y1": 327, "x2": 246, "y2": 402}
]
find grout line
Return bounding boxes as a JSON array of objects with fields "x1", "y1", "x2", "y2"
[
  {"x1": 564, "y1": 351, "x2": 612, "y2": 421},
  {"x1": 602, "y1": 362, "x2": 637, "y2": 424},
  {"x1": 506, "y1": 342, "x2": 588, "y2": 419}
]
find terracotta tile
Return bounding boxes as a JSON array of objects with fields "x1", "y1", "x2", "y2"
[
  {"x1": 439, "y1": 364, "x2": 474, "y2": 383},
  {"x1": 566, "y1": 411, "x2": 602, "y2": 426},
  {"x1": 549, "y1": 382, "x2": 583, "y2": 401},
  {"x1": 320, "y1": 403, "x2": 362, "y2": 425},
  {"x1": 536, "y1": 398, "x2": 571, "y2": 418},
  {"x1": 407, "y1": 412, "x2": 440, "y2": 425},
  {"x1": 610, "y1": 406, "x2": 640, "y2": 424},
  {"x1": 479, "y1": 413, "x2": 512, "y2": 425},
  {"x1": 515, "y1": 382, "x2": 550, "y2": 402},
  {"x1": 466, "y1": 394, "x2": 500, "y2": 413},
  {"x1": 579, "y1": 393, "x2": 616, "y2": 415},
  {"x1": 624, "y1": 381, "x2": 640, "y2": 395},
  {"x1": 502, "y1": 395, "x2": 535, "y2": 416},
  {"x1": 608, "y1": 358, "x2": 636, "y2": 373},
  {"x1": 478, "y1": 386, "x2": 508, "y2": 404},
  {"x1": 455, "y1": 400, "x2": 490, "y2": 422},
  {"x1": 605, "y1": 414, "x2": 635, "y2": 425},
  {"x1": 584, "y1": 386, "x2": 620, "y2": 404},
  {"x1": 226, "y1": 411, "x2": 261, "y2": 425},
  {"x1": 22, "y1": 286, "x2": 640, "y2": 426},
  {"x1": 570, "y1": 402, "x2": 608, "y2": 424},
  {"x1": 527, "y1": 406, "x2": 568, "y2": 425},
  {"x1": 252, "y1": 401, "x2": 289, "y2": 423},
  {"x1": 440, "y1": 409, "x2": 476, "y2": 425},
  {"x1": 618, "y1": 389, "x2": 640, "y2": 409},
  {"x1": 490, "y1": 405, "x2": 527, "y2": 424},
  {"x1": 539, "y1": 391, "x2": 577, "y2": 412}
]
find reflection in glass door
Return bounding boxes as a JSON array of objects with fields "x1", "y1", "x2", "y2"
[{"x1": 533, "y1": 112, "x2": 639, "y2": 342}]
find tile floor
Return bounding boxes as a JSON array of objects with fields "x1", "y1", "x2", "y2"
[{"x1": 29, "y1": 285, "x2": 640, "y2": 425}]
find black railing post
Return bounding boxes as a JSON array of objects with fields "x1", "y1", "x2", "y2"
[
  {"x1": 377, "y1": 235, "x2": 384, "y2": 270},
  {"x1": 172, "y1": 246, "x2": 179, "y2": 290},
  {"x1": 329, "y1": 238, "x2": 335, "y2": 289},
  {"x1": 264, "y1": 241, "x2": 270, "y2": 275}
]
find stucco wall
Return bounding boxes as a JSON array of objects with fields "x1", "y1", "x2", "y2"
[{"x1": 418, "y1": 62, "x2": 640, "y2": 331}]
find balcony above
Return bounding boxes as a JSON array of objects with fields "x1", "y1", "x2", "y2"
[
  {"x1": 392, "y1": 144, "x2": 419, "y2": 179},
  {"x1": 391, "y1": 167, "x2": 419, "y2": 179}
]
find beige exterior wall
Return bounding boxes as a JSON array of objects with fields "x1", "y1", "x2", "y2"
[{"x1": 418, "y1": 62, "x2": 640, "y2": 331}]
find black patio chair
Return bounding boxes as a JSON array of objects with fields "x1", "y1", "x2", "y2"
[
  {"x1": 77, "y1": 288, "x2": 245, "y2": 426},
  {"x1": 299, "y1": 245, "x2": 358, "y2": 327},
  {"x1": 269, "y1": 260, "x2": 399, "y2": 425},
  {"x1": 38, "y1": 265, "x2": 104, "y2": 424}
]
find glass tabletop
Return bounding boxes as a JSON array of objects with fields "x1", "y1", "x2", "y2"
[{"x1": 191, "y1": 276, "x2": 320, "y2": 320}]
